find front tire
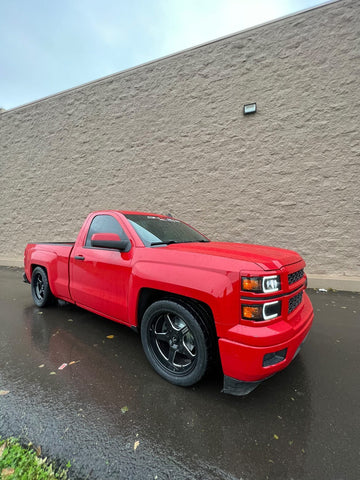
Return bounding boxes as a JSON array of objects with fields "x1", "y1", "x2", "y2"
[
  {"x1": 141, "y1": 300, "x2": 210, "y2": 387},
  {"x1": 31, "y1": 266, "x2": 55, "y2": 307}
]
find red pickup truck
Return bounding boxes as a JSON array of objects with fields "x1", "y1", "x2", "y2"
[{"x1": 24, "y1": 210, "x2": 313, "y2": 395}]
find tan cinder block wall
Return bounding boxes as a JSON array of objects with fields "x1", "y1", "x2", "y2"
[{"x1": 0, "y1": 0, "x2": 359, "y2": 279}]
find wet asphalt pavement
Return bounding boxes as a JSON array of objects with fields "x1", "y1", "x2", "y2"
[{"x1": 0, "y1": 267, "x2": 359, "y2": 480}]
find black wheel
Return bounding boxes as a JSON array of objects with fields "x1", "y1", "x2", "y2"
[
  {"x1": 141, "y1": 300, "x2": 210, "y2": 387},
  {"x1": 31, "y1": 266, "x2": 55, "y2": 307}
]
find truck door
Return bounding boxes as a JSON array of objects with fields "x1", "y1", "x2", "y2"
[{"x1": 69, "y1": 214, "x2": 132, "y2": 323}]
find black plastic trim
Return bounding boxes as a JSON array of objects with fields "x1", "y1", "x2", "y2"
[
  {"x1": 22, "y1": 272, "x2": 30, "y2": 284},
  {"x1": 91, "y1": 239, "x2": 131, "y2": 251},
  {"x1": 222, "y1": 375, "x2": 273, "y2": 396}
]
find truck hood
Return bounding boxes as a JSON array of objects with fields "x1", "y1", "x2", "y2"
[{"x1": 166, "y1": 241, "x2": 301, "y2": 271}]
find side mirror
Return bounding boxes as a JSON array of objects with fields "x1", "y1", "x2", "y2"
[{"x1": 91, "y1": 233, "x2": 131, "y2": 252}]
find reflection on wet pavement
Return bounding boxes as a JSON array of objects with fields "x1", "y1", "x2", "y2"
[{"x1": 0, "y1": 267, "x2": 359, "y2": 479}]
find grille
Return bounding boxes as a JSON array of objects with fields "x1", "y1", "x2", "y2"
[
  {"x1": 288, "y1": 269, "x2": 304, "y2": 285},
  {"x1": 288, "y1": 291, "x2": 303, "y2": 314}
]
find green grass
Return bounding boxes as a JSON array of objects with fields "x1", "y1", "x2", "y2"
[{"x1": 0, "y1": 438, "x2": 70, "y2": 479}]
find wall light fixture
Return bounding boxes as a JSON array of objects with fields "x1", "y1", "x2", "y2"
[{"x1": 243, "y1": 103, "x2": 257, "y2": 115}]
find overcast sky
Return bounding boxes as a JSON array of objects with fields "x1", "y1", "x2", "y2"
[{"x1": 0, "y1": 0, "x2": 331, "y2": 110}]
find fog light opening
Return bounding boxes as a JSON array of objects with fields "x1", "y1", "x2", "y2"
[
  {"x1": 263, "y1": 301, "x2": 281, "y2": 320},
  {"x1": 263, "y1": 348, "x2": 287, "y2": 367}
]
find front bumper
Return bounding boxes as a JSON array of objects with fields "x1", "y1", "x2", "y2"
[{"x1": 219, "y1": 292, "x2": 314, "y2": 394}]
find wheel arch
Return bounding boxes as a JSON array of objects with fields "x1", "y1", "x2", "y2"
[
  {"x1": 29, "y1": 258, "x2": 58, "y2": 296},
  {"x1": 30, "y1": 264, "x2": 56, "y2": 307},
  {"x1": 30, "y1": 263, "x2": 51, "y2": 287},
  {"x1": 30, "y1": 263, "x2": 59, "y2": 298},
  {"x1": 137, "y1": 288, "x2": 219, "y2": 352},
  {"x1": 30, "y1": 263, "x2": 47, "y2": 275}
]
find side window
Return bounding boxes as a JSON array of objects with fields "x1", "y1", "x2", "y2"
[{"x1": 85, "y1": 215, "x2": 127, "y2": 247}]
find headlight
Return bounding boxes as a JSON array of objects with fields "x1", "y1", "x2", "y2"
[
  {"x1": 242, "y1": 301, "x2": 281, "y2": 321},
  {"x1": 262, "y1": 275, "x2": 281, "y2": 293},
  {"x1": 241, "y1": 275, "x2": 281, "y2": 293}
]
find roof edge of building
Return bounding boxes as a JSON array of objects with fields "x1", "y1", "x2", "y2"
[{"x1": 1, "y1": 0, "x2": 340, "y2": 115}]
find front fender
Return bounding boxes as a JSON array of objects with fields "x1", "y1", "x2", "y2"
[{"x1": 129, "y1": 261, "x2": 240, "y2": 333}]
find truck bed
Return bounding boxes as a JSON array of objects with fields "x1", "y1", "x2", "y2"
[{"x1": 28, "y1": 242, "x2": 75, "y2": 246}]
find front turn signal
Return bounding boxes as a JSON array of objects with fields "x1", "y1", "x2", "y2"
[
  {"x1": 242, "y1": 305, "x2": 263, "y2": 320},
  {"x1": 241, "y1": 277, "x2": 262, "y2": 292},
  {"x1": 242, "y1": 301, "x2": 281, "y2": 322}
]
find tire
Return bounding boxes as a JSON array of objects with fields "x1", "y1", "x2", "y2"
[
  {"x1": 141, "y1": 299, "x2": 210, "y2": 387},
  {"x1": 31, "y1": 266, "x2": 55, "y2": 307}
]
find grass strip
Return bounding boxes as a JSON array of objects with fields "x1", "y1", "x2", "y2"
[{"x1": 0, "y1": 437, "x2": 70, "y2": 479}]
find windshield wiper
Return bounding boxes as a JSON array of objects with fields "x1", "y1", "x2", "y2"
[
  {"x1": 150, "y1": 240, "x2": 177, "y2": 246},
  {"x1": 150, "y1": 239, "x2": 210, "y2": 246},
  {"x1": 177, "y1": 239, "x2": 210, "y2": 243}
]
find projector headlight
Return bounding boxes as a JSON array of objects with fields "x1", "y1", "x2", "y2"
[
  {"x1": 242, "y1": 275, "x2": 281, "y2": 293},
  {"x1": 262, "y1": 275, "x2": 281, "y2": 293}
]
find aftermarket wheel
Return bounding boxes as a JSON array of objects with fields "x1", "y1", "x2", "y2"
[
  {"x1": 31, "y1": 266, "x2": 55, "y2": 307},
  {"x1": 141, "y1": 300, "x2": 210, "y2": 387}
]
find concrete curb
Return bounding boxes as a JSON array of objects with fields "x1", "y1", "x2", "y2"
[
  {"x1": 307, "y1": 274, "x2": 360, "y2": 293},
  {"x1": 0, "y1": 258, "x2": 24, "y2": 268}
]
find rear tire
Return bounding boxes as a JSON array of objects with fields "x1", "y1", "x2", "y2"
[
  {"x1": 141, "y1": 300, "x2": 211, "y2": 387},
  {"x1": 31, "y1": 266, "x2": 55, "y2": 307}
]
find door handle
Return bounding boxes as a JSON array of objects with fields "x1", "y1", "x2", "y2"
[{"x1": 74, "y1": 255, "x2": 85, "y2": 261}]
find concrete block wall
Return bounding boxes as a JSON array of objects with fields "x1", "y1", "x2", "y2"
[{"x1": 0, "y1": 0, "x2": 359, "y2": 280}]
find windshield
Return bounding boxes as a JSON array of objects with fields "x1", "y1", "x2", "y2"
[{"x1": 124, "y1": 214, "x2": 210, "y2": 246}]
